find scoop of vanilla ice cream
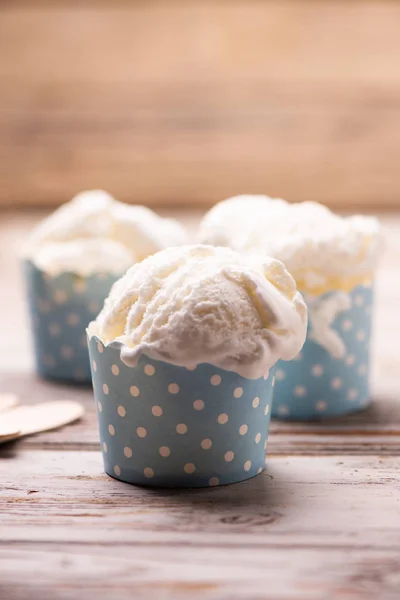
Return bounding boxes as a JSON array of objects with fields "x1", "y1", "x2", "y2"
[
  {"x1": 24, "y1": 190, "x2": 189, "y2": 276},
  {"x1": 90, "y1": 245, "x2": 307, "y2": 379},
  {"x1": 198, "y1": 196, "x2": 381, "y2": 294}
]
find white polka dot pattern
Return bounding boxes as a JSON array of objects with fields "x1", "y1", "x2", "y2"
[
  {"x1": 88, "y1": 334, "x2": 274, "y2": 488},
  {"x1": 25, "y1": 260, "x2": 118, "y2": 383},
  {"x1": 272, "y1": 284, "x2": 373, "y2": 420}
]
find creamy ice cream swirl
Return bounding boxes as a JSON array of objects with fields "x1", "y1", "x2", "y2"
[
  {"x1": 24, "y1": 190, "x2": 189, "y2": 277},
  {"x1": 198, "y1": 195, "x2": 381, "y2": 296},
  {"x1": 89, "y1": 245, "x2": 308, "y2": 379}
]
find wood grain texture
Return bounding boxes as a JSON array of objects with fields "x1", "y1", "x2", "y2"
[
  {"x1": 2, "y1": 452, "x2": 400, "y2": 600},
  {"x1": 1, "y1": 1, "x2": 400, "y2": 208}
]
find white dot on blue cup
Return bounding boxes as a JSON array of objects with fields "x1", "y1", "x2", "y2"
[
  {"x1": 103, "y1": 442, "x2": 107, "y2": 453},
  {"x1": 103, "y1": 384, "x2": 109, "y2": 395},
  {"x1": 144, "y1": 364, "x2": 155, "y2": 376},
  {"x1": 97, "y1": 343, "x2": 104, "y2": 354},
  {"x1": 293, "y1": 352, "x2": 303, "y2": 362},
  {"x1": 61, "y1": 346, "x2": 74, "y2": 360},
  {"x1": 130, "y1": 386, "x2": 140, "y2": 397},
  {"x1": 117, "y1": 405, "x2": 126, "y2": 417},
  {"x1": 53, "y1": 290, "x2": 67, "y2": 304},
  {"x1": 277, "y1": 405, "x2": 289, "y2": 416},
  {"x1": 92, "y1": 360, "x2": 97, "y2": 372},
  {"x1": 124, "y1": 446, "x2": 132, "y2": 458},
  {"x1": 356, "y1": 330, "x2": 366, "y2": 342},
  {"x1": 316, "y1": 400, "x2": 327, "y2": 411},
  {"x1": 184, "y1": 463, "x2": 196, "y2": 474},
  {"x1": 159, "y1": 446, "x2": 170, "y2": 457},
  {"x1": 111, "y1": 364, "x2": 119, "y2": 376},
  {"x1": 38, "y1": 299, "x2": 51, "y2": 314},
  {"x1": 73, "y1": 279, "x2": 87, "y2": 294},
  {"x1": 312, "y1": 364, "x2": 324, "y2": 376},
  {"x1": 342, "y1": 319, "x2": 353, "y2": 331},
  {"x1": 108, "y1": 424, "x2": 115, "y2": 436},
  {"x1": 244, "y1": 460, "x2": 251, "y2": 471},
  {"x1": 176, "y1": 423, "x2": 187, "y2": 434},
  {"x1": 193, "y1": 399, "x2": 205, "y2": 411},
  {"x1": 354, "y1": 295, "x2": 364, "y2": 306},
  {"x1": 255, "y1": 433, "x2": 261, "y2": 444},
  {"x1": 217, "y1": 413, "x2": 228, "y2": 424},
  {"x1": 345, "y1": 355, "x2": 355, "y2": 366},
  {"x1": 49, "y1": 323, "x2": 61, "y2": 337},
  {"x1": 294, "y1": 385, "x2": 307, "y2": 398},
  {"x1": 264, "y1": 404, "x2": 270, "y2": 415},
  {"x1": 358, "y1": 364, "x2": 367, "y2": 375},
  {"x1": 114, "y1": 465, "x2": 121, "y2": 476},
  {"x1": 66, "y1": 313, "x2": 80, "y2": 326},
  {"x1": 252, "y1": 396, "x2": 260, "y2": 408},
  {"x1": 348, "y1": 389, "x2": 359, "y2": 400},
  {"x1": 168, "y1": 383, "x2": 180, "y2": 394},
  {"x1": 276, "y1": 369, "x2": 285, "y2": 381},
  {"x1": 239, "y1": 424, "x2": 248, "y2": 435},
  {"x1": 136, "y1": 427, "x2": 147, "y2": 438},
  {"x1": 209, "y1": 477, "x2": 219, "y2": 487},
  {"x1": 210, "y1": 375, "x2": 221, "y2": 386},
  {"x1": 144, "y1": 468, "x2": 154, "y2": 478},
  {"x1": 152, "y1": 405, "x2": 163, "y2": 417},
  {"x1": 97, "y1": 401, "x2": 102, "y2": 413},
  {"x1": 201, "y1": 438, "x2": 212, "y2": 449},
  {"x1": 257, "y1": 467, "x2": 263, "y2": 474},
  {"x1": 224, "y1": 451, "x2": 234, "y2": 462},
  {"x1": 234, "y1": 387, "x2": 243, "y2": 398},
  {"x1": 331, "y1": 378, "x2": 342, "y2": 390}
]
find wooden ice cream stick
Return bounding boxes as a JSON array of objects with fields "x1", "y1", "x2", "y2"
[
  {"x1": 0, "y1": 393, "x2": 19, "y2": 413},
  {"x1": 0, "y1": 401, "x2": 84, "y2": 444}
]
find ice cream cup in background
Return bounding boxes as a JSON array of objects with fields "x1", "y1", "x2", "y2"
[
  {"x1": 24, "y1": 260, "x2": 118, "y2": 384},
  {"x1": 88, "y1": 333, "x2": 275, "y2": 488},
  {"x1": 272, "y1": 283, "x2": 373, "y2": 420}
]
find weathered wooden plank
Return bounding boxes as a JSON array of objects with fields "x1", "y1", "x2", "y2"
[
  {"x1": 1, "y1": 1, "x2": 400, "y2": 207},
  {"x1": 1, "y1": 82, "x2": 400, "y2": 208},
  {"x1": 1, "y1": 452, "x2": 400, "y2": 550},
  {"x1": 1, "y1": 543, "x2": 400, "y2": 600},
  {"x1": 1, "y1": 3, "x2": 399, "y2": 85}
]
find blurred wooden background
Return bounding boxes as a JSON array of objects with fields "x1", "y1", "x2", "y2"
[{"x1": 0, "y1": 0, "x2": 399, "y2": 210}]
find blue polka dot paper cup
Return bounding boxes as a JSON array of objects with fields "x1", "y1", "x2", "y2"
[
  {"x1": 23, "y1": 260, "x2": 118, "y2": 384},
  {"x1": 87, "y1": 333, "x2": 275, "y2": 488},
  {"x1": 272, "y1": 284, "x2": 373, "y2": 420}
]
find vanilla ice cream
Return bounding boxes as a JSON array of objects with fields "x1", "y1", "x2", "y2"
[
  {"x1": 24, "y1": 190, "x2": 189, "y2": 276},
  {"x1": 199, "y1": 195, "x2": 381, "y2": 359},
  {"x1": 89, "y1": 245, "x2": 307, "y2": 379},
  {"x1": 198, "y1": 195, "x2": 381, "y2": 296}
]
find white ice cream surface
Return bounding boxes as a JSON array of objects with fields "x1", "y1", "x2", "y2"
[
  {"x1": 90, "y1": 245, "x2": 308, "y2": 379},
  {"x1": 24, "y1": 190, "x2": 189, "y2": 276},
  {"x1": 198, "y1": 195, "x2": 381, "y2": 290}
]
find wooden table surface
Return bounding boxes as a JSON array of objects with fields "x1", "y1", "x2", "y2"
[{"x1": 1, "y1": 210, "x2": 400, "y2": 600}]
